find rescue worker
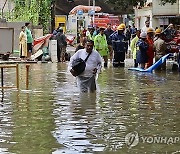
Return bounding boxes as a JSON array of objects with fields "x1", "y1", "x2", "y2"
[
  {"x1": 136, "y1": 32, "x2": 149, "y2": 69},
  {"x1": 154, "y1": 28, "x2": 167, "y2": 70},
  {"x1": 146, "y1": 28, "x2": 155, "y2": 68},
  {"x1": 110, "y1": 23, "x2": 128, "y2": 67},
  {"x1": 130, "y1": 30, "x2": 141, "y2": 67},
  {"x1": 94, "y1": 27, "x2": 109, "y2": 67}
]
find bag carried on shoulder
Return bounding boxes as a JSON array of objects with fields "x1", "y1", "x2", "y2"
[{"x1": 72, "y1": 52, "x2": 92, "y2": 76}]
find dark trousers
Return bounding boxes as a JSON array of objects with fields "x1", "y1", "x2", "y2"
[
  {"x1": 57, "y1": 45, "x2": 61, "y2": 62},
  {"x1": 134, "y1": 59, "x2": 138, "y2": 67},
  {"x1": 113, "y1": 52, "x2": 125, "y2": 67}
]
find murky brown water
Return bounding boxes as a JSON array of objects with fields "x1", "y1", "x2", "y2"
[{"x1": 0, "y1": 63, "x2": 180, "y2": 154}]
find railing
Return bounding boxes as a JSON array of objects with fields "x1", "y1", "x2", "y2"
[
  {"x1": 0, "y1": 64, "x2": 30, "y2": 89},
  {"x1": 0, "y1": 64, "x2": 19, "y2": 89}
]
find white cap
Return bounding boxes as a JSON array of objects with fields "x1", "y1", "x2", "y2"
[{"x1": 140, "y1": 32, "x2": 147, "y2": 38}]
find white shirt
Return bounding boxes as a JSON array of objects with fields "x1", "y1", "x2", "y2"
[{"x1": 69, "y1": 49, "x2": 102, "y2": 77}]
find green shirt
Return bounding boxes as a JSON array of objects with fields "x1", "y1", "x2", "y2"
[
  {"x1": 94, "y1": 34, "x2": 108, "y2": 51},
  {"x1": 25, "y1": 27, "x2": 33, "y2": 43},
  {"x1": 130, "y1": 36, "x2": 139, "y2": 59}
]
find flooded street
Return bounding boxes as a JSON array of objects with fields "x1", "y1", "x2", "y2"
[{"x1": 0, "y1": 62, "x2": 180, "y2": 154}]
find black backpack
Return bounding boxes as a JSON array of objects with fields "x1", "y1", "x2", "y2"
[{"x1": 71, "y1": 52, "x2": 92, "y2": 76}]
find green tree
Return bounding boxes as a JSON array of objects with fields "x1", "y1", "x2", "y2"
[
  {"x1": 105, "y1": 0, "x2": 177, "y2": 10},
  {"x1": 10, "y1": 0, "x2": 52, "y2": 33}
]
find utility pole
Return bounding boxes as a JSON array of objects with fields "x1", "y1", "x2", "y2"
[
  {"x1": 51, "y1": 0, "x2": 55, "y2": 33},
  {"x1": 93, "y1": 0, "x2": 95, "y2": 26},
  {"x1": 1, "y1": 0, "x2": 8, "y2": 19}
]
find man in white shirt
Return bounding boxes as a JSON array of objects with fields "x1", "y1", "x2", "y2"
[
  {"x1": 69, "y1": 40, "x2": 102, "y2": 92},
  {"x1": 142, "y1": 20, "x2": 154, "y2": 33}
]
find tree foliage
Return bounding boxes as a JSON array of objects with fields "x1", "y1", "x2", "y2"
[
  {"x1": 9, "y1": 0, "x2": 52, "y2": 33},
  {"x1": 105, "y1": 0, "x2": 177, "y2": 10}
]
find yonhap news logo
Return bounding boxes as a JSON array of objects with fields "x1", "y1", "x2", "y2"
[{"x1": 125, "y1": 131, "x2": 180, "y2": 148}]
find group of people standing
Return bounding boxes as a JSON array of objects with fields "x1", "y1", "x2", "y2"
[
  {"x1": 130, "y1": 20, "x2": 173, "y2": 70},
  {"x1": 19, "y1": 23, "x2": 33, "y2": 60},
  {"x1": 77, "y1": 23, "x2": 133, "y2": 68},
  {"x1": 69, "y1": 21, "x2": 176, "y2": 92}
]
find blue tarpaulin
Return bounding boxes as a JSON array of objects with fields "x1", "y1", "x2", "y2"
[{"x1": 128, "y1": 54, "x2": 171, "y2": 73}]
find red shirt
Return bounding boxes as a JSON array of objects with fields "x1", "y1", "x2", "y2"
[{"x1": 146, "y1": 36, "x2": 154, "y2": 59}]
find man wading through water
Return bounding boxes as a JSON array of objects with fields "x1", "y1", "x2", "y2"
[{"x1": 69, "y1": 40, "x2": 102, "y2": 93}]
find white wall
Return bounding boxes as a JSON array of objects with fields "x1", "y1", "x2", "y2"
[
  {"x1": 135, "y1": 7, "x2": 153, "y2": 29},
  {"x1": 146, "y1": 0, "x2": 152, "y2": 3},
  {"x1": 152, "y1": 18, "x2": 160, "y2": 29},
  {"x1": 152, "y1": 0, "x2": 179, "y2": 16}
]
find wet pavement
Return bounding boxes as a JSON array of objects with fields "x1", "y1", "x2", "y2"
[{"x1": 0, "y1": 61, "x2": 179, "y2": 154}]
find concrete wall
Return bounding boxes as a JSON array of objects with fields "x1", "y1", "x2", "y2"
[
  {"x1": 0, "y1": 22, "x2": 25, "y2": 52},
  {"x1": 152, "y1": 18, "x2": 160, "y2": 29},
  {"x1": 0, "y1": 22, "x2": 44, "y2": 52},
  {"x1": 152, "y1": 0, "x2": 179, "y2": 16}
]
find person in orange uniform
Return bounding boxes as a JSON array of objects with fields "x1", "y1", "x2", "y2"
[{"x1": 145, "y1": 28, "x2": 155, "y2": 68}]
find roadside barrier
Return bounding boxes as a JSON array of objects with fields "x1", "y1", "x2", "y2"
[{"x1": 0, "y1": 64, "x2": 30, "y2": 89}]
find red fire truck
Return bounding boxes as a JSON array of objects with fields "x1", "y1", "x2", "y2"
[{"x1": 94, "y1": 13, "x2": 120, "y2": 30}]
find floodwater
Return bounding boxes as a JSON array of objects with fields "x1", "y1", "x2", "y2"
[{"x1": 0, "y1": 62, "x2": 180, "y2": 154}]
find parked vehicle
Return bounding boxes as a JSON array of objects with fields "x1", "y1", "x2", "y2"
[
  {"x1": 163, "y1": 30, "x2": 180, "y2": 71},
  {"x1": 164, "y1": 30, "x2": 180, "y2": 53}
]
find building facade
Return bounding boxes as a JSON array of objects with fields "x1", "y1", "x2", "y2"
[{"x1": 134, "y1": 0, "x2": 180, "y2": 30}]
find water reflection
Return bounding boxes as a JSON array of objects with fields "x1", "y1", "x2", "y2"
[
  {"x1": 0, "y1": 90, "x2": 4, "y2": 102},
  {"x1": 0, "y1": 64, "x2": 60, "y2": 154},
  {"x1": 0, "y1": 63, "x2": 179, "y2": 154},
  {"x1": 53, "y1": 93, "x2": 104, "y2": 153}
]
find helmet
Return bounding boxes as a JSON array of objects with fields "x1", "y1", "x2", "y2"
[
  {"x1": 155, "y1": 28, "x2": 162, "y2": 35},
  {"x1": 99, "y1": 26, "x2": 106, "y2": 30},
  {"x1": 140, "y1": 32, "x2": 147, "y2": 38},
  {"x1": 147, "y1": 28, "x2": 154, "y2": 33},
  {"x1": 117, "y1": 24, "x2": 125, "y2": 30},
  {"x1": 120, "y1": 23, "x2": 126, "y2": 29}
]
